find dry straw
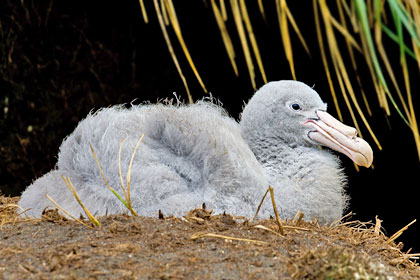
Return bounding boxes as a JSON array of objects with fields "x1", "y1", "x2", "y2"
[
  {"x1": 251, "y1": 186, "x2": 285, "y2": 235},
  {"x1": 61, "y1": 176, "x2": 101, "y2": 227},
  {"x1": 190, "y1": 232, "x2": 269, "y2": 245},
  {"x1": 90, "y1": 133, "x2": 145, "y2": 216}
]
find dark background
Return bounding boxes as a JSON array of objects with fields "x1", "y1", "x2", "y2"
[{"x1": 1, "y1": 1, "x2": 419, "y2": 251}]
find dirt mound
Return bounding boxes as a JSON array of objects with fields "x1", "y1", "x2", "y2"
[{"x1": 1, "y1": 196, "x2": 419, "y2": 279}]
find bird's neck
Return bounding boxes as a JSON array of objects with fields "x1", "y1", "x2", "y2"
[{"x1": 242, "y1": 132, "x2": 337, "y2": 180}]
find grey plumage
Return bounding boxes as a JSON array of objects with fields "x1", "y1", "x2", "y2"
[{"x1": 19, "y1": 80, "x2": 373, "y2": 223}]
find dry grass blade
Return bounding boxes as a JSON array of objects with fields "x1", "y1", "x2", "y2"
[
  {"x1": 292, "y1": 210, "x2": 301, "y2": 223},
  {"x1": 251, "y1": 186, "x2": 285, "y2": 235},
  {"x1": 405, "y1": 253, "x2": 420, "y2": 260},
  {"x1": 257, "y1": 0, "x2": 265, "y2": 21},
  {"x1": 253, "y1": 224, "x2": 283, "y2": 237},
  {"x1": 320, "y1": 0, "x2": 362, "y2": 138},
  {"x1": 268, "y1": 186, "x2": 285, "y2": 235},
  {"x1": 374, "y1": 215, "x2": 383, "y2": 235},
  {"x1": 361, "y1": 27, "x2": 390, "y2": 115},
  {"x1": 239, "y1": 0, "x2": 267, "y2": 83},
  {"x1": 45, "y1": 194, "x2": 94, "y2": 229},
  {"x1": 62, "y1": 176, "x2": 101, "y2": 227},
  {"x1": 283, "y1": 225, "x2": 311, "y2": 231},
  {"x1": 329, "y1": 211, "x2": 354, "y2": 228},
  {"x1": 211, "y1": 0, "x2": 238, "y2": 76},
  {"x1": 230, "y1": 0, "x2": 256, "y2": 89},
  {"x1": 125, "y1": 134, "x2": 145, "y2": 215},
  {"x1": 163, "y1": 0, "x2": 207, "y2": 94},
  {"x1": 118, "y1": 138, "x2": 128, "y2": 200},
  {"x1": 118, "y1": 138, "x2": 140, "y2": 216},
  {"x1": 91, "y1": 134, "x2": 141, "y2": 217},
  {"x1": 313, "y1": 0, "x2": 343, "y2": 122},
  {"x1": 329, "y1": 13, "x2": 362, "y2": 53},
  {"x1": 410, "y1": 0, "x2": 420, "y2": 69},
  {"x1": 276, "y1": 0, "x2": 295, "y2": 79},
  {"x1": 90, "y1": 143, "x2": 129, "y2": 209},
  {"x1": 336, "y1": 0, "x2": 372, "y2": 117},
  {"x1": 319, "y1": 0, "x2": 382, "y2": 151},
  {"x1": 139, "y1": 0, "x2": 148, "y2": 23},
  {"x1": 296, "y1": 212, "x2": 304, "y2": 224},
  {"x1": 255, "y1": 224, "x2": 309, "y2": 236},
  {"x1": 0, "y1": 196, "x2": 25, "y2": 227},
  {"x1": 160, "y1": 0, "x2": 169, "y2": 26},
  {"x1": 402, "y1": 58, "x2": 420, "y2": 160},
  {"x1": 219, "y1": 0, "x2": 227, "y2": 21},
  {"x1": 153, "y1": 0, "x2": 193, "y2": 103},
  {"x1": 387, "y1": 219, "x2": 416, "y2": 244},
  {"x1": 250, "y1": 187, "x2": 269, "y2": 224},
  {"x1": 284, "y1": 4, "x2": 310, "y2": 55},
  {"x1": 356, "y1": 0, "x2": 411, "y2": 128},
  {"x1": 374, "y1": 10, "x2": 408, "y2": 118},
  {"x1": 190, "y1": 232, "x2": 269, "y2": 245}
]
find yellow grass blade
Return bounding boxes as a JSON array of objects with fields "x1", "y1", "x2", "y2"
[
  {"x1": 90, "y1": 143, "x2": 117, "y2": 195},
  {"x1": 239, "y1": 0, "x2": 267, "y2": 83},
  {"x1": 319, "y1": 0, "x2": 382, "y2": 150},
  {"x1": 329, "y1": 14, "x2": 362, "y2": 53},
  {"x1": 45, "y1": 194, "x2": 94, "y2": 229},
  {"x1": 62, "y1": 176, "x2": 101, "y2": 227},
  {"x1": 337, "y1": 0, "x2": 358, "y2": 70},
  {"x1": 387, "y1": 219, "x2": 416, "y2": 244},
  {"x1": 126, "y1": 134, "x2": 144, "y2": 214},
  {"x1": 409, "y1": 0, "x2": 420, "y2": 70},
  {"x1": 338, "y1": 0, "x2": 373, "y2": 120},
  {"x1": 89, "y1": 143, "x2": 124, "y2": 199},
  {"x1": 276, "y1": 0, "x2": 295, "y2": 79},
  {"x1": 359, "y1": 26, "x2": 390, "y2": 115},
  {"x1": 153, "y1": 0, "x2": 193, "y2": 103},
  {"x1": 337, "y1": 40, "x2": 382, "y2": 150},
  {"x1": 190, "y1": 232, "x2": 269, "y2": 245},
  {"x1": 268, "y1": 186, "x2": 285, "y2": 235},
  {"x1": 339, "y1": 0, "x2": 359, "y2": 32},
  {"x1": 118, "y1": 138, "x2": 128, "y2": 200},
  {"x1": 338, "y1": 0, "x2": 372, "y2": 118},
  {"x1": 91, "y1": 142, "x2": 133, "y2": 213},
  {"x1": 254, "y1": 224, "x2": 284, "y2": 237},
  {"x1": 360, "y1": 86, "x2": 373, "y2": 117},
  {"x1": 313, "y1": 0, "x2": 343, "y2": 121},
  {"x1": 250, "y1": 186, "x2": 285, "y2": 235},
  {"x1": 219, "y1": 0, "x2": 227, "y2": 21},
  {"x1": 284, "y1": 5, "x2": 310, "y2": 55},
  {"x1": 407, "y1": 0, "x2": 420, "y2": 160},
  {"x1": 402, "y1": 55, "x2": 420, "y2": 160},
  {"x1": 230, "y1": 0, "x2": 256, "y2": 89},
  {"x1": 164, "y1": 0, "x2": 208, "y2": 93},
  {"x1": 211, "y1": 0, "x2": 238, "y2": 76},
  {"x1": 139, "y1": 0, "x2": 148, "y2": 23},
  {"x1": 161, "y1": 0, "x2": 169, "y2": 26},
  {"x1": 251, "y1": 187, "x2": 270, "y2": 224},
  {"x1": 257, "y1": 0, "x2": 266, "y2": 21},
  {"x1": 374, "y1": 18, "x2": 409, "y2": 119}
]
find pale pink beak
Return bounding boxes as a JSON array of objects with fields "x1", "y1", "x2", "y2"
[{"x1": 304, "y1": 110, "x2": 373, "y2": 168}]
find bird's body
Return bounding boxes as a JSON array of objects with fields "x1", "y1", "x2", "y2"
[{"x1": 19, "y1": 81, "x2": 372, "y2": 223}]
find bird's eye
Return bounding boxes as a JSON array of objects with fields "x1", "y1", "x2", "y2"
[{"x1": 290, "y1": 103, "x2": 302, "y2": 111}]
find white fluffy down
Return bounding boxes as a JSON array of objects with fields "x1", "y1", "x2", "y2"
[{"x1": 19, "y1": 81, "x2": 348, "y2": 223}]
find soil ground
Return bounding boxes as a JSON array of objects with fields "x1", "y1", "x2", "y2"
[{"x1": 1, "y1": 195, "x2": 420, "y2": 280}]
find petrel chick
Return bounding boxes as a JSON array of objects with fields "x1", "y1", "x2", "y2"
[{"x1": 19, "y1": 81, "x2": 373, "y2": 223}]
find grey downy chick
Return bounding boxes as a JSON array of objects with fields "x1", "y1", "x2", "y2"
[{"x1": 19, "y1": 80, "x2": 373, "y2": 224}]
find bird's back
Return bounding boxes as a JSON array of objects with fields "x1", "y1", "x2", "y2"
[{"x1": 21, "y1": 101, "x2": 268, "y2": 217}]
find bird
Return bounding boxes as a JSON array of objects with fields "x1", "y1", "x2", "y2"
[{"x1": 18, "y1": 80, "x2": 373, "y2": 223}]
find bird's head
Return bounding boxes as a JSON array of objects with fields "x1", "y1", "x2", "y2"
[{"x1": 240, "y1": 80, "x2": 373, "y2": 168}]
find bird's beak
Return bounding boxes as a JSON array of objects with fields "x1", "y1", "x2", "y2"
[{"x1": 303, "y1": 110, "x2": 373, "y2": 167}]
